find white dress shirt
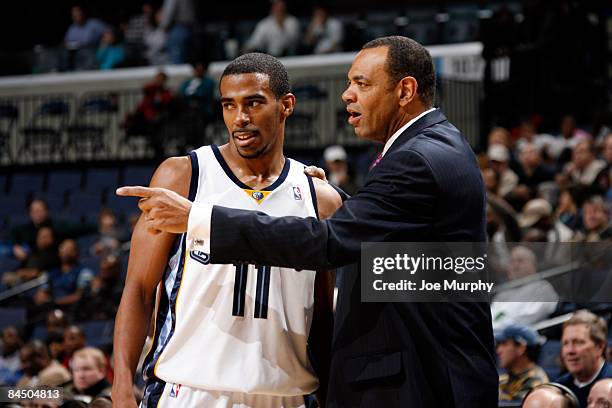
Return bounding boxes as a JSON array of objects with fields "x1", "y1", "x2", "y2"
[{"x1": 382, "y1": 108, "x2": 437, "y2": 157}]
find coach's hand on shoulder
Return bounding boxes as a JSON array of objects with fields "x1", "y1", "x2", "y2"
[
  {"x1": 116, "y1": 185, "x2": 192, "y2": 234},
  {"x1": 304, "y1": 165, "x2": 327, "y2": 182}
]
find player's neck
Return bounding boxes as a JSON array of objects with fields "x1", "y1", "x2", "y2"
[{"x1": 220, "y1": 144, "x2": 286, "y2": 189}]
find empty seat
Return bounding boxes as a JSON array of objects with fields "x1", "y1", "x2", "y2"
[
  {"x1": 67, "y1": 192, "x2": 103, "y2": 219},
  {"x1": 10, "y1": 173, "x2": 45, "y2": 196},
  {"x1": 537, "y1": 340, "x2": 561, "y2": 380},
  {"x1": 0, "y1": 307, "x2": 26, "y2": 330},
  {"x1": 81, "y1": 319, "x2": 114, "y2": 348},
  {"x1": 122, "y1": 165, "x2": 155, "y2": 186},
  {"x1": 47, "y1": 170, "x2": 83, "y2": 195},
  {"x1": 85, "y1": 168, "x2": 120, "y2": 194},
  {"x1": 105, "y1": 193, "x2": 140, "y2": 221}
]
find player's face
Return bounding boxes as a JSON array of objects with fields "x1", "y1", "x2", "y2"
[
  {"x1": 220, "y1": 73, "x2": 294, "y2": 159},
  {"x1": 342, "y1": 47, "x2": 399, "y2": 143}
]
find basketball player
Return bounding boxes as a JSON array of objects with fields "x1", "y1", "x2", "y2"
[{"x1": 112, "y1": 53, "x2": 342, "y2": 408}]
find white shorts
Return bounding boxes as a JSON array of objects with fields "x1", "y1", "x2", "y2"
[{"x1": 153, "y1": 383, "x2": 308, "y2": 408}]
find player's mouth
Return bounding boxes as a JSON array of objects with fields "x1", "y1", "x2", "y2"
[
  {"x1": 233, "y1": 130, "x2": 259, "y2": 147},
  {"x1": 347, "y1": 108, "x2": 362, "y2": 126}
]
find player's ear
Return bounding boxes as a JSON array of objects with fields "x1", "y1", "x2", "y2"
[{"x1": 280, "y1": 93, "x2": 295, "y2": 118}]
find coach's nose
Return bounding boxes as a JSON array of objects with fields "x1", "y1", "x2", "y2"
[{"x1": 342, "y1": 85, "x2": 356, "y2": 105}]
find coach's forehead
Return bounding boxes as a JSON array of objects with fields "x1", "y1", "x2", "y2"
[{"x1": 220, "y1": 72, "x2": 273, "y2": 98}]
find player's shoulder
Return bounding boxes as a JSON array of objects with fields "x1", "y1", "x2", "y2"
[
  {"x1": 312, "y1": 178, "x2": 342, "y2": 220},
  {"x1": 149, "y1": 155, "x2": 193, "y2": 197}
]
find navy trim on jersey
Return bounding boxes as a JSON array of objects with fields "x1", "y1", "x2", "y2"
[
  {"x1": 254, "y1": 265, "x2": 271, "y2": 319},
  {"x1": 210, "y1": 144, "x2": 290, "y2": 191},
  {"x1": 232, "y1": 263, "x2": 248, "y2": 317},
  {"x1": 187, "y1": 150, "x2": 199, "y2": 200},
  {"x1": 306, "y1": 175, "x2": 320, "y2": 220}
]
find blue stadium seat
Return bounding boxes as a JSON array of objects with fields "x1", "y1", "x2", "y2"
[
  {"x1": 537, "y1": 340, "x2": 562, "y2": 380},
  {"x1": 84, "y1": 168, "x2": 120, "y2": 194},
  {"x1": 67, "y1": 192, "x2": 103, "y2": 218},
  {"x1": 10, "y1": 173, "x2": 45, "y2": 196},
  {"x1": 30, "y1": 325, "x2": 48, "y2": 341},
  {"x1": 0, "y1": 196, "x2": 28, "y2": 219},
  {"x1": 47, "y1": 170, "x2": 83, "y2": 195},
  {"x1": 81, "y1": 320, "x2": 114, "y2": 348},
  {"x1": 122, "y1": 165, "x2": 155, "y2": 187},
  {"x1": 105, "y1": 193, "x2": 140, "y2": 221},
  {"x1": 34, "y1": 193, "x2": 65, "y2": 214},
  {"x1": 0, "y1": 307, "x2": 26, "y2": 330}
]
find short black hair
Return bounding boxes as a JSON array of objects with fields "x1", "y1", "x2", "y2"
[
  {"x1": 362, "y1": 36, "x2": 436, "y2": 107},
  {"x1": 220, "y1": 52, "x2": 290, "y2": 99}
]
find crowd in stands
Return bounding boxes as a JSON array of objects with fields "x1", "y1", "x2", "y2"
[{"x1": 31, "y1": 0, "x2": 346, "y2": 74}]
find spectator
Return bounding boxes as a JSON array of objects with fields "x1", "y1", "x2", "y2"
[
  {"x1": 176, "y1": 60, "x2": 215, "y2": 150},
  {"x1": 587, "y1": 378, "x2": 612, "y2": 408},
  {"x1": 244, "y1": 0, "x2": 300, "y2": 56},
  {"x1": 75, "y1": 255, "x2": 123, "y2": 321},
  {"x1": 0, "y1": 326, "x2": 22, "y2": 385},
  {"x1": 550, "y1": 115, "x2": 591, "y2": 162},
  {"x1": 27, "y1": 226, "x2": 61, "y2": 273},
  {"x1": 556, "y1": 185, "x2": 587, "y2": 232},
  {"x1": 516, "y1": 119, "x2": 557, "y2": 161},
  {"x1": 557, "y1": 310, "x2": 612, "y2": 407},
  {"x1": 123, "y1": 2, "x2": 155, "y2": 45},
  {"x1": 497, "y1": 325, "x2": 548, "y2": 402},
  {"x1": 603, "y1": 133, "x2": 612, "y2": 165},
  {"x1": 96, "y1": 28, "x2": 125, "y2": 70},
  {"x1": 60, "y1": 326, "x2": 86, "y2": 369},
  {"x1": 488, "y1": 144, "x2": 519, "y2": 197},
  {"x1": 574, "y1": 196, "x2": 611, "y2": 242},
  {"x1": 516, "y1": 143, "x2": 555, "y2": 193},
  {"x1": 144, "y1": 9, "x2": 169, "y2": 66},
  {"x1": 35, "y1": 239, "x2": 94, "y2": 309},
  {"x1": 323, "y1": 145, "x2": 357, "y2": 195},
  {"x1": 90, "y1": 209, "x2": 127, "y2": 257},
  {"x1": 124, "y1": 71, "x2": 174, "y2": 158},
  {"x1": 47, "y1": 309, "x2": 69, "y2": 337},
  {"x1": 64, "y1": 347, "x2": 111, "y2": 404},
  {"x1": 64, "y1": 6, "x2": 107, "y2": 50},
  {"x1": 518, "y1": 198, "x2": 575, "y2": 242},
  {"x1": 159, "y1": 0, "x2": 196, "y2": 63},
  {"x1": 490, "y1": 245, "x2": 558, "y2": 330},
  {"x1": 9, "y1": 199, "x2": 96, "y2": 263},
  {"x1": 522, "y1": 383, "x2": 580, "y2": 408},
  {"x1": 558, "y1": 141, "x2": 607, "y2": 190},
  {"x1": 303, "y1": 4, "x2": 343, "y2": 54},
  {"x1": 17, "y1": 341, "x2": 71, "y2": 387}
]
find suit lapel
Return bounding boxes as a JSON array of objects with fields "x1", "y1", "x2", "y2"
[{"x1": 385, "y1": 109, "x2": 448, "y2": 156}]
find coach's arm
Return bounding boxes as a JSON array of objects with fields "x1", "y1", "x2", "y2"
[{"x1": 112, "y1": 157, "x2": 191, "y2": 408}]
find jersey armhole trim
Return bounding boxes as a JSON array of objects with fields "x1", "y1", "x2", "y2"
[
  {"x1": 306, "y1": 174, "x2": 320, "y2": 220},
  {"x1": 187, "y1": 150, "x2": 199, "y2": 201}
]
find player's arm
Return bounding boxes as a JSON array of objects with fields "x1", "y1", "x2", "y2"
[
  {"x1": 112, "y1": 156, "x2": 191, "y2": 407},
  {"x1": 310, "y1": 178, "x2": 342, "y2": 407}
]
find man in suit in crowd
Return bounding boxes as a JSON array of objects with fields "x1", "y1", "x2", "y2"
[{"x1": 118, "y1": 36, "x2": 499, "y2": 407}]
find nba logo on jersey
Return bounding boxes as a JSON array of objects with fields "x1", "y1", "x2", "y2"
[
  {"x1": 169, "y1": 384, "x2": 181, "y2": 398},
  {"x1": 293, "y1": 186, "x2": 302, "y2": 200}
]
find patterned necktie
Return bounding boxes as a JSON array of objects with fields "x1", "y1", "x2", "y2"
[{"x1": 369, "y1": 152, "x2": 383, "y2": 170}]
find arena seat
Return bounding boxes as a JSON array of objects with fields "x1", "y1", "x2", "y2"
[
  {"x1": 537, "y1": 339, "x2": 562, "y2": 380},
  {"x1": 84, "y1": 168, "x2": 120, "y2": 194},
  {"x1": 81, "y1": 319, "x2": 114, "y2": 349},
  {"x1": 0, "y1": 307, "x2": 26, "y2": 331},
  {"x1": 10, "y1": 172, "x2": 46, "y2": 196},
  {"x1": 47, "y1": 170, "x2": 83, "y2": 196}
]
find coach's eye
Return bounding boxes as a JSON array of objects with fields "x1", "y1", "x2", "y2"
[{"x1": 249, "y1": 101, "x2": 261, "y2": 108}]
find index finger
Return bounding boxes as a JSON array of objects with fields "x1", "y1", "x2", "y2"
[{"x1": 116, "y1": 186, "x2": 155, "y2": 198}]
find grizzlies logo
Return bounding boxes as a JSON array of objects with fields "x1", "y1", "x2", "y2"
[
  {"x1": 189, "y1": 250, "x2": 210, "y2": 265},
  {"x1": 252, "y1": 191, "x2": 264, "y2": 201}
]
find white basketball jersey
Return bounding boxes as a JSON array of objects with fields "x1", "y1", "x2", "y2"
[{"x1": 142, "y1": 145, "x2": 320, "y2": 403}]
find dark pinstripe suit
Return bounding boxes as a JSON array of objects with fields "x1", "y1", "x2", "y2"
[{"x1": 208, "y1": 109, "x2": 498, "y2": 407}]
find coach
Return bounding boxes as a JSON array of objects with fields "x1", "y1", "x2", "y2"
[{"x1": 119, "y1": 36, "x2": 498, "y2": 407}]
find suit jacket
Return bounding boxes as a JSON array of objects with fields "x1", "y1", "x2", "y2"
[{"x1": 208, "y1": 109, "x2": 498, "y2": 407}]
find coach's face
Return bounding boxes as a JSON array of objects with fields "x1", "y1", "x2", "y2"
[
  {"x1": 342, "y1": 47, "x2": 403, "y2": 143},
  {"x1": 220, "y1": 73, "x2": 294, "y2": 159}
]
